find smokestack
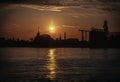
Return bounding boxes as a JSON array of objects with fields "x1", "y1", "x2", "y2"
[{"x1": 64, "y1": 32, "x2": 66, "y2": 40}]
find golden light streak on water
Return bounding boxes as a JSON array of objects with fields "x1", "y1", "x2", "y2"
[{"x1": 46, "y1": 49, "x2": 57, "y2": 80}]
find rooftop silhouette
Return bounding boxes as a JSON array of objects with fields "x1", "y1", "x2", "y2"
[{"x1": 0, "y1": 20, "x2": 120, "y2": 48}]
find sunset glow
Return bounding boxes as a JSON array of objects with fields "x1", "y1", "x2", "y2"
[
  {"x1": 0, "y1": 0, "x2": 119, "y2": 40},
  {"x1": 49, "y1": 20, "x2": 55, "y2": 33},
  {"x1": 50, "y1": 27, "x2": 54, "y2": 31}
]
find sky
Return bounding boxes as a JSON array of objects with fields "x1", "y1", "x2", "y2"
[{"x1": 0, "y1": 0, "x2": 120, "y2": 40}]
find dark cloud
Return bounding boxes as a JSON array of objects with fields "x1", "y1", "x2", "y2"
[
  {"x1": 97, "y1": 0, "x2": 120, "y2": 3},
  {"x1": 0, "y1": 0, "x2": 61, "y2": 5},
  {"x1": 0, "y1": 0, "x2": 120, "y2": 4},
  {"x1": 0, "y1": 0, "x2": 120, "y2": 13},
  {"x1": 98, "y1": 0, "x2": 120, "y2": 12},
  {"x1": 0, "y1": 0, "x2": 120, "y2": 17}
]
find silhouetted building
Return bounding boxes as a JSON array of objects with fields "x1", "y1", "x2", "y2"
[
  {"x1": 55, "y1": 33, "x2": 80, "y2": 47},
  {"x1": 33, "y1": 29, "x2": 41, "y2": 43},
  {"x1": 103, "y1": 20, "x2": 109, "y2": 34},
  {"x1": 0, "y1": 37, "x2": 6, "y2": 47},
  {"x1": 89, "y1": 20, "x2": 108, "y2": 47},
  {"x1": 59, "y1": 34, "x2": 62, "y2": 40},
  {"x1": 64, "y1": 32, "x2": 66, "y2": 40},
  {"x1": 65, "y1": 38, "x2": 80, "y2": 47},
  {"x1": 108, "y1": 32, "x2": 120, "y2": 47},
  {"x1": 32, "y1": 28, "x2": 54, "y2": 47}
]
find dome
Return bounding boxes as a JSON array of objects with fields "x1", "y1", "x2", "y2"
[{"x1": 41, "y1": 34, "x2": 51, "y2": 38}]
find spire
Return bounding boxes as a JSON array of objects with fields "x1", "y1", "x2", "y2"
[
  {"x1": 59, "y1": 34, "x2": 62, "y2": 40},
  {"x1": 103, "y1": 20, "x2": 108, "y2": 33},
  {"x1": 37, "y1": 27, "x2": 40, "y2": 36},
  {"x1": 64, "y1": 32, "x2": 66, "y2": 40}
]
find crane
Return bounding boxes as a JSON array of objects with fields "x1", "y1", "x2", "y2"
[{"x1": 79, "y1": 30, "x2": 89, "y2": 41}]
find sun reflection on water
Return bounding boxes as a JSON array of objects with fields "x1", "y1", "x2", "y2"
[{"x1": 46, "y1": 49, "x2": 57, "y2": 80}]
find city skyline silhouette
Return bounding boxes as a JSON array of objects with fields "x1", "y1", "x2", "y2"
[{"x1": 0, "y1": 20, "x2": 120, "y2": 48}]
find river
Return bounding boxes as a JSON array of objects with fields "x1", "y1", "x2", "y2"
[{"x1": 0, "y1": 48, "x2": 120, "y2": 82}]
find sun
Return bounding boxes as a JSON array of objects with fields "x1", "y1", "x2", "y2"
[
  {"x1": 49, "y1": 20, "x2": 55, "y2": 33},
  {"x1": 50, "y1": 27, "x2": 54, "y2": 31},
  {"x1": 49, "y1": 26, "x2": 55, "y2": 33}
]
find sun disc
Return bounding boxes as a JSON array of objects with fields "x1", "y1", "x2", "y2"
[{"x1": 50, "y1": 27, "x2": 54, "y2": 31}]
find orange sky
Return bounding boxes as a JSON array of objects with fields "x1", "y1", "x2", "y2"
[{"x1": 0, "y1": 1, "x2": 120, "y2": 40}]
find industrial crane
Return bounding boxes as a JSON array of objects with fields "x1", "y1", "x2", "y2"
[{"x1": 79, "y1": 29, "x2": 89, "y2": 41}]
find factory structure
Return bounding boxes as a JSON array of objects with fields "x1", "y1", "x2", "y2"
[
  {"x1": 89, "y1": 20, "x2": 108, "y2": 47},
  {"x1": 79, "y1": 20, "x2": 120, "y2": 47}
]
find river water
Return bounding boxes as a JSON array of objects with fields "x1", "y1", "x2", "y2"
[{"x1": 0, "y1": 48, "x2": 120, "y2": 82}]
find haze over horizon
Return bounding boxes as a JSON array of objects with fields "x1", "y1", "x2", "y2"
[{"x1": 0, "y1": 0, "x2": 120, "y2": 40}]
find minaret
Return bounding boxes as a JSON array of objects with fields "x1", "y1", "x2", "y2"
[
  {"x1": 59, "y1": 34, "x2": 62, "y2": 40},
  {"x1": 64, "y1": 32, "x2": 66, "y2": 40},
  {"x1": 37, "y1": 27, "x2": 40, "y2": 36},
  {"x1": 103, "y1": 20, "x2": 108, "y2": 34}
]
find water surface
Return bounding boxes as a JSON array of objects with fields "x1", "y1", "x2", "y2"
[{"x1": 0, "y1": 48, "x2": 120, "y2": 82}]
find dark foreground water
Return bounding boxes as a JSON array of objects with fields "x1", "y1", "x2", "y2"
[{"x1": 0, "y1": 48, "x2": 120, "y2": 82}]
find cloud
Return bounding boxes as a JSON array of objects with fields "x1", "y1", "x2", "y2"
[
  {"x1": 0, "y1": 0, "x2": 61, "y2": 5},
  {"x1": 62, "y1": 25, "x2": 80, "y2": 28},
  {"x1": 96, "y1": 0, "x2": 120, "y2": 12},
  {"x1": 0, "y1": 4, "x2": 67, "y2": 12},
  {"x1": 0, "y1": 0, "x2": 120, "y2": 13},
  {"x1": 97, "y1": 0, "x2": 120, "y2": 3}
]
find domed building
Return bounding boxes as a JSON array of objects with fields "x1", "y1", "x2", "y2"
[
  {"x1": 33, "y1": 30, "x2": 41, "y2": 43},
  {"x1": 40, "y1": 34, "x2": 54, "y2": 43},
  {"x1": 32, "y1": 29, "x2": 54, "y2": 47},
  {"x1": 40, "y1": 34, "x2": 53, "y2": 41}
]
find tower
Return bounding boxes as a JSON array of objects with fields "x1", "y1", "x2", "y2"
[
  {"x1": 64, "y1": 32, "x2": 66, "y2": 40},
  {"x1": 103, "y1": 20, "x2": 108, "y2": 34},
  {"x1": 37, "y1": 27, "x2": 40, "y2": 37},
  {"x1": 59, "y1": 34, "x2": 62, "y2": 40}
]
